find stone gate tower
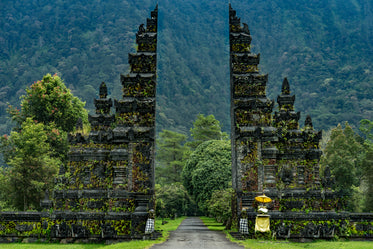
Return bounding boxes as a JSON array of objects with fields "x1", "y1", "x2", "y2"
[
  {"x1": 54, "y1": 5, "x2": 158, "y2": 239},
  {"x1": 229, "y1": 4, "x2": 340, "y2": 217}
]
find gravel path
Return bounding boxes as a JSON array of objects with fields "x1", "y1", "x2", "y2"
[{"x1": 150, "y1": 217, "x2": 244, "y2": 249}]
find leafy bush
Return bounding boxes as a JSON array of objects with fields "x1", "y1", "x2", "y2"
[
  {"x1": 207, "y1": 188, "x2": 234, "y2": 225},
  {"x1": 155, "y1": 183, "x2": 196, "y2": 218},
  {"x1": 182, "y1": 140, "x2": 231, "y2": 213}
]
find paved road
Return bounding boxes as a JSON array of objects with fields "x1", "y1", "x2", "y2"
[{"x1": 150, "y1": 217, "x2": 244, "y2": 249}]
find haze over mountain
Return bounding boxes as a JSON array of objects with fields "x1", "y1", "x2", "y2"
[{"x1": 0, "y1": 0, "x2": 372, "y2": 136}]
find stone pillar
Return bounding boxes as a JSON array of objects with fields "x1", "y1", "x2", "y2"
[{"x1": 131, "y1": 197, "x2": 149, "y2": 238}]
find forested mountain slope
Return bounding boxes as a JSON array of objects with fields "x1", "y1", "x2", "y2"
[
  {"x1": 0, "y1": 0, "x2": 372, "y2": 136},
  {"x1": 0, "y1": 0, "x2": 156, "y2": 133}
]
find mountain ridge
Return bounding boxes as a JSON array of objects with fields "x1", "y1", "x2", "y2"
[{"x1": 0, "y1": 0, "x2": 371, "y2": 136}]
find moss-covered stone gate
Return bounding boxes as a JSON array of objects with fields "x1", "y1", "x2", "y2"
[
  {"x1": 0, "y1": 5, "x2": 159, "y2": 242},
  {"x1": 0, "y1": 4, "x2": 372, "y2": 242},
  {"x1": 229, "y1": 4, "x2": 372, "y2": 239}
]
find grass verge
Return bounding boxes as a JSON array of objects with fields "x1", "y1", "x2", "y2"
[
  {"x1": 200, "y1": 216, "x2": 225, "y2": 231},
  {"x1": 0, "y1": 217, "x2": 185, "y2": 249},
  {"x1": 201, "y1": 216, "x2": 373, "y2": 249}
]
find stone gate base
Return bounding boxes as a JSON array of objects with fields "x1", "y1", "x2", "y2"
[
  {"x1": 233, "y1": 212, "x2": 373, "y2": 240},
  {"x1": 0, "y1": 210, "x2": 156, "y2": 243}
]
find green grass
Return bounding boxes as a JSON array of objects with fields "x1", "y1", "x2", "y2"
[
  {"x1": 0, "y1": 245, "x2": 103, "y2": 249},
  {"x1": 200, "y1": 216, "x2": 225, "y2": 231},
  {"x1": 0, "y1": 217, "x2": 185, "y2": 249},
  {"x1": 201, "y1": 216, "x2": 373, "y2": 249},
  {"x1": 231, "y1": 239, "x2": 373, "y2": 249}
]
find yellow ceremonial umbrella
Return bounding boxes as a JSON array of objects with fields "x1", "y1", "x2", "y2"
[{"x1": 255, "y1": 194, "x2": 272, "y2": 203}]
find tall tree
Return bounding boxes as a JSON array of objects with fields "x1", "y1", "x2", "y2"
[
  {"x1": 187, "y1": 114, "x2": 228, "y2": 150},
  {"x1": 362, "y1": 145, "x2": 373, "y2": 211},
  {"x1": 2, "y1": 118, "x2": 59, "y2": 210},
  {"x1": 321, "y1": 122, "x2": 364, "y2": 211},
  {"x1": 360, "y1": 119, "x2": 373, "y2": 211},
  {"x1": 0, "y1": 74, "x2": 88, "y2": 210},
  {"x1": 7, "y1": 74, "x2": 87, "y2": 162},
  {"x1": 156, "y1": 129, "x2": 190, "y2": 184},
  {"x1": 360, "y1": 119, "x2": 373, "y2": 144},
  {"x1": 8, "y1": 73, "x2": 88, "y2": 133}
]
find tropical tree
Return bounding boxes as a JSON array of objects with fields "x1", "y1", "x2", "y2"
[
  {"x1": 321, "y1": 122, "x2": 364, "y2": 211},
  {"x1": 8, "y1": 73, "x2": 88, "y2": 132},
  {"x1": 2, "y1": 118, "x2": 60, "y2": 210},
  {"x1": 359, "y1": 119, "x2": 373, "y2": 211},
  {"x1": 186, "y1": 114, "x2": 228, "y2": 150},
  {"x1": 359, "y1": 119, "x2": 373, "y2": 143},
  {"x1": 182, "y1": 140, "x2": 231, "y2": 213},
  {"x1": 362, "y1": 145, "x2": 373, "y2": 211},
  {"x1": 156, "y1": 129, "x2": 190, "y2": 185},
  {"x1": 0, "y1": 167, "x2": 13, "y2": 211},
  {"x1": 7, "y1": 74, "x2": 87, "y2": 162},
  {"x1": 0, "y1": 74, "x2": 88, "y2": 210}
]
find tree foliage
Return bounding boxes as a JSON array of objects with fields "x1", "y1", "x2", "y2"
[
  {"x1": 359, "y1": 119, "x2": 373, "y2": 144},
  {"x1": 207, "y1": 188, "x2": 234, "y2": 224},
  {"x1": 321, "y1": 123, "x2": 364, "y2": 191},
  {"x1": 321, "y1": 122, "x2": 365, "y2": 211},
  {"x1": 187, "y1": 114, "x2": 228, "y2": 150},
  {"x1": 362, "y1": 144, "x2": 373, "y2": 211},
  {"x1": 6, "y1": 74, "x2": 87, "y2": 162},
  {"x1": 1, "y1": 118, "x2": 59, "y2": 210},
  {"x1": 156, "y1": 129, "x2": 190, "y2": 185},
  {"x1": 0, "y1": 74, "x2": 88, "y2": 210},
  {"x1": 359, "y1": 119, "x2": 373, "y2": 211},
  {"x1": 155, "y1": 183, "x2": 195, "y2": 218},
  {"x1": 9, "y1": 74, "x2": 87, "y2": 132},
  {"x1": 182, "y1": 140, "x2": 231, "y2": 213}
]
